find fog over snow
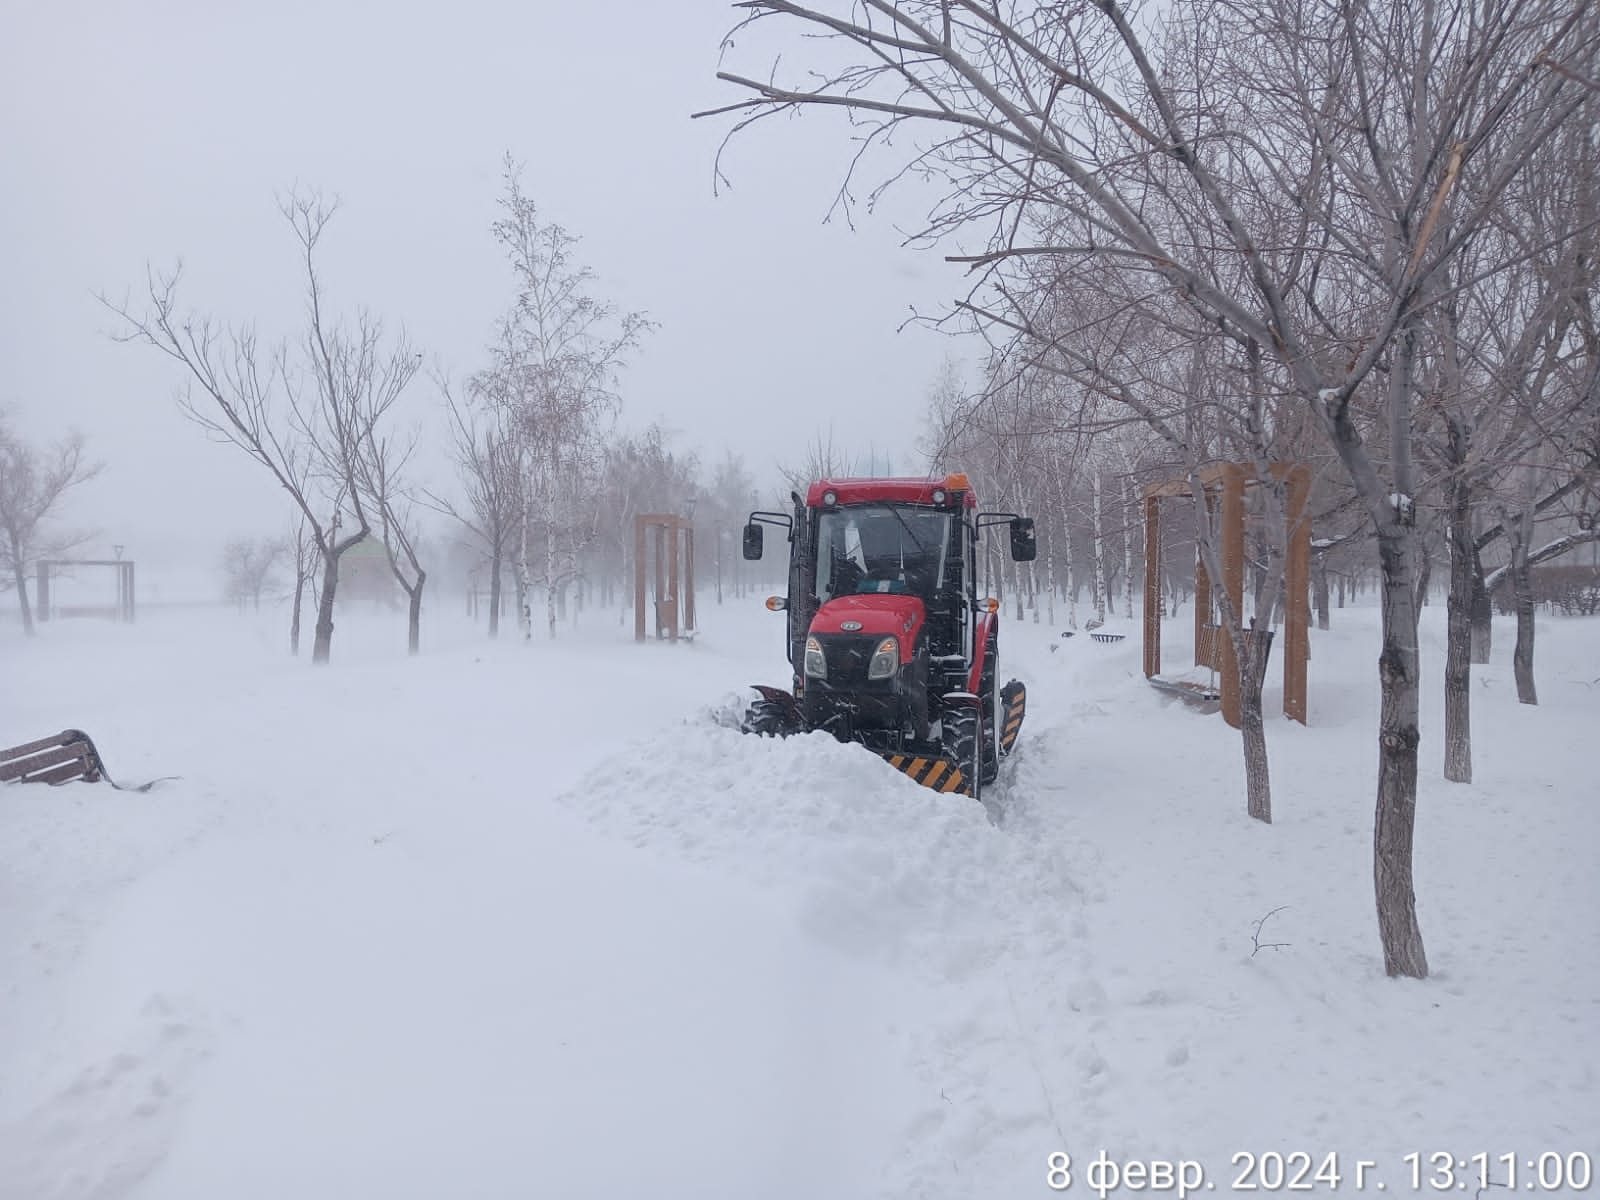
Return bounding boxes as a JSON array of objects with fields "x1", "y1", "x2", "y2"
[{"x1": 2, "y1": 0, "x2": 969, "y2": 575}]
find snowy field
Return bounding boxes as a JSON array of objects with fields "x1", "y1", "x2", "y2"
[{"x1": 2, "y1": 594, "x2": 1596, "y2": 1199}]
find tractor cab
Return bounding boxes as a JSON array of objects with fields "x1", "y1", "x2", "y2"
[{"x1": 740, "y1": 474, "x2": 1036, "y2": 801}]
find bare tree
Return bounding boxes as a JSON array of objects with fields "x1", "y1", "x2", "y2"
[
  {"x1": 355, "y1": 418, "x2": 428, "y2": 654},
  {"x1": 287, "y1": 514, "x2": 318, "y2": 655},
  {"x1": 704, "y1": 0, "x2": 1596, "y2": 976},
  {"x1": 220, "y1": 535, "x2": 286, "y2": 612},
  {"x1": 432, "y1": 374, "x2": 522, "y2": 638},
  {"x1": 108, "y1": 191, "x2": 420, "y2": 663},
  {"x1": 483, "y1": 156, "x2": 653, "y2": 641},
  {"x1": 0, "y1": 412, "x2": 101, "y2": 636}
]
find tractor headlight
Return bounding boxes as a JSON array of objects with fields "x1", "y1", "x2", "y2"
[
  {"x1": 803, "y1": 635, "x2": 827, "y2": 679},
  {"x1": 867, "y1": 636, "x2": 900, "y2": 680}
]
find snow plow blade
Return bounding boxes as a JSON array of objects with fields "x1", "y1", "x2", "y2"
[
  {"x1": 999, "y1": 681, "x2": 1026, "y2": 756},
  {"x1": 882, "y1": 752, "x2": 970, "y2": 796}
]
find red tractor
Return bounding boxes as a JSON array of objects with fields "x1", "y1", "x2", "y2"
[{"x1": 740, "y1": 473, "x2": 1036, "y2": 800}]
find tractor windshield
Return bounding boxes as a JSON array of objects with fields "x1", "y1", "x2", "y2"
[{"x1": 815, "y1": 505, "x2": 951, "y2": 603}]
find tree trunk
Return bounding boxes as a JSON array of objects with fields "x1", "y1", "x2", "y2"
[
  {"x1": 1509, "y1": 533, "x2": 1537, "y2": 705},
  {"x1": 1057, "y1": 474, "x2": 1077, "y2": 628},
  {"x1": 312, "y1": 548, "x2": 342, "y2": 664},
  {"x1": 1374, "y1": 529, "x2": 1429, "y2": 978},
  {"x1": 1122, "y1": 477, "x2": 1136, "y2": 619},
  {"x1": 290, "y1": 566, "x2": 306, "y2": 656},
  {"x1": 407, "y1": 572, "x2": 425, "y2": 655},
  {"x1": 1468, "y1": 547, "x2": 1492, "y2": 664},
  {"x1": 1239, "y1": 624, "x2": 1273, "y2": 823},
  {"x1": 12, "y1": 555, "x2": 35, "y2": 637},
  {"x1": 1311, "y1": 551, "x2": 1330, "y2": 630},
  {"x1": 1043, "y1": 509, "x2": 1056, "y2": 625},
  {"x1": 1090, "y1": 470, "x2": 1106, "y2": 623},
  {"x1": 546, "y1": 521, "x2": 559, "y2": 639},
  {"x1": 488, "y1": 549, "x2": 502, "y2": 639},
  {"x1": 515, "y1": 508, "x2": 532, "y2": 642},
  {"x1": 1443, "y1": 473, "x2": 1474, "y2": 783}
]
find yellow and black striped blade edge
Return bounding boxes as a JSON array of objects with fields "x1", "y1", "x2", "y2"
[
  {"x1": 884, "y1": 753, "x2": 969, "y2": 795},
  {"x1": 1000, "y1": 684, "x2": 1026, "y2": 755}
]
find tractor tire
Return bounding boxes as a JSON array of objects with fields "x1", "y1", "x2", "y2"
[
  {"x1": 742, "y1": 698, "x2": 793, "y2": 737},
  {"x1": 941, "y1": 702, "x2": 983, "y2": 802}
]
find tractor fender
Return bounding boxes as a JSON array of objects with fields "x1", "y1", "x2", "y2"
[{"x1": 966, "y1": 612, "x2": 998, "y2": 694}]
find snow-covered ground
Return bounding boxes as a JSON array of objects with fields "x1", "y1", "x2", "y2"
[{"x1": 2, "y1": 593, "x2": 1596, "y2": 1199}]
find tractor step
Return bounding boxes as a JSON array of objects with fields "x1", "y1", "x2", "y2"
[{"x1": 882, "y1": 751, "x2": 971, "y2": 796}]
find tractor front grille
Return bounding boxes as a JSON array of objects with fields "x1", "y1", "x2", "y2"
[{"x1": 814, "y1": 633, "x2": 880, "y2": 687}]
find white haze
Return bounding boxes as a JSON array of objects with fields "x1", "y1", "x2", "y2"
[{"x1": 0, "y1": 0, "x2": 974, "y2": 578}]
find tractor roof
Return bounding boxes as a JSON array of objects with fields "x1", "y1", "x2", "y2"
[{"x1": 805, "y1": 475, "x2": 978, "y2": 509}]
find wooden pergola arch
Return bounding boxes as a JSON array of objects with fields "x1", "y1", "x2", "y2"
[
  {"x1": 36, "y1": 558, "x2": 136, "y2": 623},
  {"x1": 634, "y1": 513, "x2": 696, "y2": 642},
  {"x1": 1141, "y1": 463, "x2": 1311, "y2": 727}
]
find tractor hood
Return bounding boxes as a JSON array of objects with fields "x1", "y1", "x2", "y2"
[{"x1": 810, "y1": 595, "x2": 925, "y2": 663}]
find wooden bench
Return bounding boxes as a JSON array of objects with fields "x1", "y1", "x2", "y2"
[
  {"x1": 1148, "y1": 675, "x2": 1222, "y2": 712},
  {"x1": 1, "y1": 730, "x2": 107, "y2": 786}
]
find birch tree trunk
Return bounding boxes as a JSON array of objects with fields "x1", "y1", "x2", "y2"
[
  {"x1": 1053, "y1": 466, "x2": 1078, "y2": 628},
  {"x1": 545, "y1": 515, "x2": 559, "y2": 640},
  {"x1": 1043, "y1": 508, "x2": 1056, "y2": 624},
  {"x1": 1122, "y1": 476, "x2": 1136, "y2": 619},
  {"x1": 567, "y1": 527, "x2": 581, "y2": 630},
  {"x1": 515, "y1": 506, "x2": 532, "y2": 642},
  {"x1": 1090, "y1": 470, "x2": 1106, "y2": 623}
]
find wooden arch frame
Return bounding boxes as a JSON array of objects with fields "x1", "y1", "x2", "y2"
[
  {"x1": 634, "y1": 513, "x2": 696, "y2": 642},
  {"x1": 1141, "y1": 463, "x2": 1311, "y2": 726},
  {"x1": 36, "y1": 559, "x2": 137, "y2": 623}
]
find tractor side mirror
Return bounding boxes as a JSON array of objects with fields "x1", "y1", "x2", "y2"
[
  {"x1": 742, "y1": 522, "x2": 764, "y2": 560},
  {"x1": 1009, "y1": 517, "x2": 1037, "y2": 562}
]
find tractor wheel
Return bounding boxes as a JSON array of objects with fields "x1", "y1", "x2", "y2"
[
  {"x1": 742, "y1": 698, "x2": 793, "y2": 737},
  {"x1": 941, "y1": 702, "x2": 983, "y2": 802}
]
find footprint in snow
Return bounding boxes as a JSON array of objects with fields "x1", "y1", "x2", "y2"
[{"x1": 0, "y1": 995, "x2": 210, "y2": 1200}]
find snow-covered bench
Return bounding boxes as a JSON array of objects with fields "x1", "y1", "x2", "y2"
[{"x1": 1, "y1": 730, "x2": 106, "y2": 786}]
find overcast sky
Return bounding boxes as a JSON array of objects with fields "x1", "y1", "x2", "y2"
[{"x1": 1, "y1": 0, "x2": 977, "y2": 572}]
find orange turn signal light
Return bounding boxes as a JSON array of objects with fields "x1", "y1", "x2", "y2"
[
  {"x1": 945, "y1": 472, "x2": 971, "y2": 490},
  {"x1": 766, "y1": 595, "x2": 788, "y2": 612}
]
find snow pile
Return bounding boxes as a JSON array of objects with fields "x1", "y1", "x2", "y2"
[{"x1": 567, "y1": 719, "x2": 1088, "y2": 975}]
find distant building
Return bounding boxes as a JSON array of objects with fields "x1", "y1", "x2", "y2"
[{"x1": 336, "y1": 536, "x2": 399, "y2": 610}]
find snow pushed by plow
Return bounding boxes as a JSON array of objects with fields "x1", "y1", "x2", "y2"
[{"x1": 567, "y1": 713, "x2": 1100, "y2": 1196}]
